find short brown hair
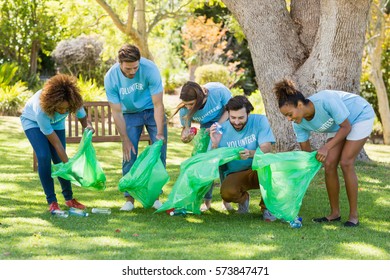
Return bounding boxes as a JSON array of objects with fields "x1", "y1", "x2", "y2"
[
  {"x1": 40, "y1": 74, "x2": 83, "y2": 116},
  {"x1": 118, "y1": 44, "x2": 141, "y2": 63},
  {"x1": 225, "y1": 95, "x2": 254, "y2": 114}
]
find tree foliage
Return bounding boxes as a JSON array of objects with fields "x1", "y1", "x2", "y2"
[
  {"x1": 0, "y1": 0, "x2": 61, "y2": 83},
  {"x1": 94, "y1": 0, "x2": 193, "y2": 60}
]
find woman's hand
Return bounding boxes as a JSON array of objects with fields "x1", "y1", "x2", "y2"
[
  {"x1": 181, "y1": 127, "x2": 194, "y2": 143},
  {"x1": 316, "y1": 145, "x2": 329, "y2": 162},
  {"x1": 85, "y1": 124, "x2": 95, "y2": 134}
]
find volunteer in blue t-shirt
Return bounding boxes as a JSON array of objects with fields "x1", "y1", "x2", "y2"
[
  {"x1": 209, "y1": 95, "x2": 277, "y2": 221},
  {"x1": 104, "y1": 44, "x2": 167, "y2": 212},
  {"x1": 20, "y1": 74, "x2": 94, "y2": 213},
  {"x1": 171, "y1": 81, "x2": 233, "y2": 211},
  {"x1": 274, "y1": 79, "x2": 375, "y2": 227}
]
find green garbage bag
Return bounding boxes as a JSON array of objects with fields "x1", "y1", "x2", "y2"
[
  {"x1": 191, "y1": 128, "x2": 210, "y2": 156},
  {"x1": 51, "y1": 129, "x2": 106, "y2": 191},
  {"x1": 252, "y1": 149, "x2": 322, "y2": 221},
  {"x1": 118, "y1": 140, "x2": 169, "y2": 208},
  {"x1": 156, "y1": 147, "x2": 243, "y2": 214}
]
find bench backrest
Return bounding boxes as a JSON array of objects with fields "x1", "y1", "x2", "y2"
[{"x1": 68, "y1": 101, "x2": 120, "y2": 143}]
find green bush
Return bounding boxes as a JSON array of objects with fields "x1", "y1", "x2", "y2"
[
  {"x1": 77, "y1": 75, "x2": 106, "y2": 102},
  {"x1": 0, "y1": 81, "x2": 32, "y2": 116},
  {"x1": 195, "y1": 64, "x2": 230, "y2": 86},
  {"x1": 247, "y1": 90, "x2": 265, "y2": 115},
  {"x1": 0, "y1": 63, "x2": 32, "y2": 116},
  {"x1": 230, "y1": 88, "x2": 265, "y2": 115},
  {"x1": 0, "y1": 63, "x2": 19, "y2": 87},
  {"x1": 162, "y1": 69, "x2": 188, "y2": 95}
]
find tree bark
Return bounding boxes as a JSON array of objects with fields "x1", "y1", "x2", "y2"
[
  {"x1": 223, "y1": 0, "x2": 372, "y2": 159},
  {"x1": 367, "y1": 1, "x2": 390, "y2": 145},
  {"x1": 29, "y1": 39, "x2": 40, "y2": 76},
  {"x1": 95, "y1": 0, "x2": 153, "y2": 59}
]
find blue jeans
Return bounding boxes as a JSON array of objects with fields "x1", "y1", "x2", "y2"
[
  {"x1": 122, "y1": 109, "x2": 168, "y2": 198},
  {"x1": 24, "y1": 128, "x2": 73, "y2": 204}
]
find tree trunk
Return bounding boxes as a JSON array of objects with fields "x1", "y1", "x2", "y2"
[
  {"x1": 135, "y1": 0, "x2": 153, "y2": 60},
  {"x1": 29, "y1": 39, "x2": 40, "y2": 76},
  {"x1": 95, "y1": 0, "x2": 153, "y2": 60},
  {"x1": 367, "y1": 1, "x2": 390, "y2": 145},
  {"x1": 223, "y1": 0, "x2": 372, "y2": 157}
]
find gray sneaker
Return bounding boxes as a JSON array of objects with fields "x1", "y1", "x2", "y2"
[
  {"x1": 263, "y1": 209, "x2": 277, "y2": 222},
  {"x1": 237, "y1": 194, "x2": 250, "y2": 214}
]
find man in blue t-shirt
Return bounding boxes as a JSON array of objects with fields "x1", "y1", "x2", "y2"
[
  {"x1": 209, "y1": 95, "x2": 276, "y2": 220},
  {"x1": 104, "y1": 44, "x2": 167, "y2": 211}
]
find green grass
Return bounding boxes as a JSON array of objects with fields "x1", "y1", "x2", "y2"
[{"x1": 0, "y1": 116, "x2": 389, "y2": 260}]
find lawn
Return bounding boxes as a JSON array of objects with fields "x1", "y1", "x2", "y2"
[{"x1": 0, "y1": 116, "x2": 389, "y2": 260}]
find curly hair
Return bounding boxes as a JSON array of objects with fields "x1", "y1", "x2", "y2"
[
  {"x1": 40, "y1": 74, "x2": 83, "y2": 117},
  {"x1": 273, "y1": 79, "x2": 309, "y2": 108},
  {"x1": 171, "y1": 81, "x2": 207, "y2": 128}
]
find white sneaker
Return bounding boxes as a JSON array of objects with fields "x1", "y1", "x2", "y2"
[
  {"x1": 152, "y1": 200, "x2": 162, "y2": 210},
  {"x1": 263, "y1": 209, "x2": 277, "y2": 222},
  {"x1": 120, "y1": 201, "x2": 134, "y2": 211},
  {"x1": 221, "y1": 201, "x2": 233, "y2": 211},
  {"x1": 237, "y1": 194, "x2": 250, "y2": 214}
]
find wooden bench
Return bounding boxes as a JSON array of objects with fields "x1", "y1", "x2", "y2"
[{"x1": 33, "y1": 101, "x2": 151, "y2": 171}]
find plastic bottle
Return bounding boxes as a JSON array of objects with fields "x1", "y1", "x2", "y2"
[
  {"x1": 91, "y1": 208, "x2": 111, "y2": 214},
  {"x1": 68, "y1": 207, "x2": 89, "y2": 217},
  {"x1": 51, "y1": 210, "x2": 69, "y2": 218},
  {"x1": 169, "y1": 208, "x2": 187, "y2": 216},
  {"x1": 289, "y1": 217, "x2": 302, "y2": 228},
  {"x1": 214, "y1": 122, "x2": 223, "y2": 134}
]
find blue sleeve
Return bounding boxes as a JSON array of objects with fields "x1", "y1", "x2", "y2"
[
  {"x1": 323, "y1": 93, "x2": 350, "y2": 125},
  {"x1": 36, "y1": 110, "x2": 54, "y2": 135},
  {"x1": 147, "y1": 65, "x2": 163, "y2": 95},
  {"x1": 75, "y1": 107, "x2": 86, "y2": 119},
  {"x1": 257, "y1": 116, "x2": 275, "y2": 145},
  {"x1": 221, "y1": 87, "x2": 232, "y2": 106},
  {"x1": 293, "y1": 123, "x2": 311, "y2": 143},
  {"x1": 179, "y1": 108, "x2": 191, "y2": 127},
  {"x1": 104, "y1": 72, "x2": 120, "y2": 104}
]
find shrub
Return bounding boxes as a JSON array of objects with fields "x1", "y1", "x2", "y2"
[
  {"x1": 247, "y1": 90, "x2": 265, "y2": 115},
  {"x1": 0, "y1": 63, "x2": 19, "y2": 87},
  {"x1": 52, "y1": 35, "x2": 107, "y2": 85},
  {"x1": 194, "y1": 64, "x2": 230, "y2": 86},
  {"x1": 162, "y1": 69, "x2": 188, "y2": 95},
  {"x1": 77, "y1": 75, "x2": 106, "y2": 102},
  {"x1": 229, "y1": 88, "x2": 265, "y2": 115},
  {"x1": 0, "y1": 81, "x2": 32, "y2": 116}
]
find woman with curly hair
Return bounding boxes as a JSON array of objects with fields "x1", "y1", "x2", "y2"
[
  {"x1": 21, "y1": 74, "x2": 94, "y2": 213},
  {"x1": 273, "y1": 79, "x2": 375, "y2": 227}
]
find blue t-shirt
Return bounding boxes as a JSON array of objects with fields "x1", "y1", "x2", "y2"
[
  {"x1": 104, "y1": 58, "x2": 163, "y2": 113},
  {"x1": 216, "y1": 114, "x2": 275, "y2": 175},
  {"x1": 179, "y1": 82, "x2": 232, "y2": 128},
  {"x1": 294, "y1": 90, "x2": 375, "y2": 142},
  {"x1": 20, "y1": 90, "x2": 86, "y2": 135}
]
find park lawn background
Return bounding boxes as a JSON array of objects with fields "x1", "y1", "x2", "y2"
[{"x1": 0, "y1": 116, "x2": 389, "y2": 260}]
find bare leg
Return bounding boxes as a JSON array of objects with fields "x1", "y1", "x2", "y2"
[
  {"x1": 339, "y1": 138, "x2": 368, "y2": 224},
  {"x1": 323, "y1": 139, "x2": 345, "y2": 220}
]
